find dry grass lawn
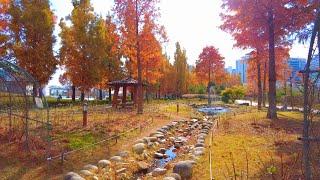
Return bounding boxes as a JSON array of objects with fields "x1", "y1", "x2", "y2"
[{"x1": 194, "y1": 110, "x2": 320, "y2": 179}]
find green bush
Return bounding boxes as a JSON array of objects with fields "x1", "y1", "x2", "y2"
[{"x1": 221, "y1": 86, "x2": 245, "y2": 103}]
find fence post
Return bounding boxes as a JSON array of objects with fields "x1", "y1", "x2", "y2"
[{"x1": 177, "y1": 103, "x2": 179, "y2": 114}]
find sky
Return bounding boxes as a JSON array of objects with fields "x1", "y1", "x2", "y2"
[{"x1": 48, "y1": 0, "x2": 310, "y2": 86}]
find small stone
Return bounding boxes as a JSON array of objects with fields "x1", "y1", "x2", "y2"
[
  {"x1": 158, "y1": 148, "x2": 167, "y2": 154},
  {"x1": 116, "y1": 168, "x2": 127, "y2": 174},
  {"x1": 133, "y1": 143, "x2": 146, "y2": 154},
  {"x1": 98, "y1": 160, "x2": 111, "y2": 169},
  {"x1": 110, "y1": 156, "x2": 122, "y2": 163},
  {"x1": 163, "y1": 177, "x2": 175, "y2": 180},
  {"x1": 116, "y1": 151, "x2": 129, "y2": 158},
  {"x1": 147, "y1": 136, "x2": 158, "y2": 142},
  {"x1": 152, "y1": 168, "x2": 167, "y2": 176},
  {"x1": 166, "y1": 173, "x2": 182, "y2": 180},
  {"x1": 135, "y1": 139, "x2": 145, "y2": 144},
  {"x1": 64, "y1": 172, "x2": 84, "y2": 180},
  {"x1": 137, "y1": 161, "x2": 150, "y2": 171},
  {"x1": 195, "y1": 143, "x2": 205, "y2": 148},
  {"x1": 154, "y1": 152, "x2": 164, "y2": 159},
  {"x1": 194, "y1": 150, "x2": 204, "y2": 156},
  {"x1": 79, "y1": 170, "x2": 94, "y2": 177},
  {"x1": 83, "y1": 164, "x2": 98, "y2": 173},
  {"x1": 194, "y1": 147, "x2": 205, "y2": 152},
  {"x1": 92, "y1": 176, "x2": 99, "y2": 180}
]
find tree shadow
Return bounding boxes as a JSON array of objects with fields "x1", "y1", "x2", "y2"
[{"x1": 253, "y1": 113, "x2": 320, "y2": 179}]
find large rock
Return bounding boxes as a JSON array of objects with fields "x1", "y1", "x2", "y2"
[
  {"x1": 173, "y1": 161, "x2": 195, "y2": 180},
  {"x1": 83, "y1": 164, "x2": 98, "y2": 173},
  {"x1": 133, "y1": 143, "x2": 146, "y2": 154},
  {"x1": 152, "y1": 168, "x2": 167, "y2": 176},
  {"x1": 64, "y1": 172, "x2": 84, "y2": 180},
  {"x1": 98, "y1": 160, "x2": 111, "y2": 169}
]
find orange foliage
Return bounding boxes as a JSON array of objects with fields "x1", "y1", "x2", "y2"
[
  {"x1": 246, "y1": 47, "x2": 290, "y2": 94},
  {"x1": 195, "y1": 46, "x2": 225, "y2": 85},
  {"x1": 113, "y1": 0, "x2": 165, "y2": 85}
]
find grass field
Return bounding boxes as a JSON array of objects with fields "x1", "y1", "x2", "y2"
[
  {"x1": 194, "y1": 110, "x2": 320, "y2": 179},
  {"x1": 0, "y1": 99, "x2": 205, "y2": 179}
]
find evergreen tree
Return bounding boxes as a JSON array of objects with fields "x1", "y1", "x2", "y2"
[{"x1": 173, "y1": 42, "x2": 188, "y2": 97}]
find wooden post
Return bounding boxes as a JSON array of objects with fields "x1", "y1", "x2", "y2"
[
  {"x1": 177, "y1": 104, "x2": 179, "y2": 114},
  {"x1": 83, "y1": 103, "x2": 88, "y2": 127},
  {"x1": 112, "y1": 86, "x2": 120, "y2": 108},
  {"x1": 122, "y1": 86, "x2": 127, "y2": 107}
]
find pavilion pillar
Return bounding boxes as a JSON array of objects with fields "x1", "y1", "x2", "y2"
[
  {"x1": 133, "y1": 85, "x2": 138, "y2": 106},
  {"x1": 112, "y1": 86, "x2": 120, "y2": 108},
  {"x1": 122, "y1": 86, "x2": 127, "y2": 107}
]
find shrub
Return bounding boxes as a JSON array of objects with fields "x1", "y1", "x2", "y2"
[{"x1": 221, "y1": 86, "x2": 245, "y2": 103}]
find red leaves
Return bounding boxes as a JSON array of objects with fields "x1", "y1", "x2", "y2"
[{"x1": 195, "y1": 46, "x2": 225, "y2": 85}]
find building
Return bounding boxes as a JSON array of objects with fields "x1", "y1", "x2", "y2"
[
  {"x1": 310, "y1": 54, "x2": 319, "y2": 70},
  {"x1": 287, "y1": 58, "x2": 306, "y2": 81},
  {"x1": 236, "y1": 56, "x2": 249, "y2": 84}
]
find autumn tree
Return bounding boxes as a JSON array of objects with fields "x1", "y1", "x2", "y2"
[
  {"x1": 195, "y1": 46, "x2": 225, "y2": 86},
  {"x1": 7, "y1": 0, "x2": 57, "y2": 93},
  {"x1": 221, "y1": 0, "x2": 310, "y2": 119},
  {"x1": 157, "y1": 54, "x2": 176, "y2": 97},
  {"x1": 113, "y1": 0, "x2": 165, "y2": 114},
  {"x1": 174, "y1": 42, "x2": 188, "y2": 97},
  {"x1": 97, "y1": 15, "x2": 123, "y2": 101},
  {"x1": 0, "y1": 0, "x2": 9, "y2": 58},
  {"x1": 59, "y1": 0, "x2": 107, "y2": 101}
]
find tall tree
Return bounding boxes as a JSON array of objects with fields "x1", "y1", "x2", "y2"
[
  {"x1": 221, "y1": 0, "x2": 310, "y2": 119},
  {"x1": 97, "y1": 15, "x2": 123, "y2": 101},
  {"x1": 8, "y1": 0, "x2": 57, "y2": 91},
  {"x1": 113, "y1": 0, "x2": 164, "y2": 114},
  {"x1": 0, "y1": 0, "x2": 9, "y2": 58},
  {"x1": 195, "y1": 46, "x2": 225, "y2": 86},
  {"x1": 59, "y1": 0, "x2": 106, "y2": 101},
  {"x1": 173, "y1": 42, "x2": 188, "y2": 97}
]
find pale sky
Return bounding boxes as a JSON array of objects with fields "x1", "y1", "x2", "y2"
[{"x1": 48, "y1": 0, "x2": 309, "y2": 87}]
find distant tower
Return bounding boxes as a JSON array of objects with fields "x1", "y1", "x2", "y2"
[{"x1": 236, "y1": 56, "x2": 248, "y2": 84}]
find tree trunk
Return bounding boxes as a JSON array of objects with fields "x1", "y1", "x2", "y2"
[
  {"x1": 257, "y1": 52, "x2": 262, "y2": 110},
  {"x1": 263, "y1": 61, "x2": 267, "y2": 107},
  {"x1": 267, "y1": 9, "x2": 277, "y2": 120},
  {"x1": 80, "y1": 91, "x2": 85, "y2": 101},
  {"x1": 72, "y1": 85, "x2": 76, "y2": 102},
  {"x1": 136, "y1": 0, "x2": 143, "y2": 114},
  {"x1": 108, "y1": 87, "x2": 112, "y2": 103},
  {"x1": 290, "y1": 78, "x2": 293, "y2": 110},
  {"x1": 302, "y1": 10, "x2": 320, "y2": 179},
  {"x1": 99, "y1": 89, "x2": 103, "y2": 100}
]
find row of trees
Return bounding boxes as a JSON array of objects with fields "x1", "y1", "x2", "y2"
[
  {"x1": 220, "y1": 0, "x2": 317, "y2": 120},
  {"x1": 0, "y1": 0, "x2": 239, "y2": 113}
]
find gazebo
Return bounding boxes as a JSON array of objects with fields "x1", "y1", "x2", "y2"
[{"x1": 108, "y1": 77, "x2": 144, "y2": 108}]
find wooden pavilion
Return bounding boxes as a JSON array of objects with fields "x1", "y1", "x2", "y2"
[{"x1": 108, "y1": 77, "x2": 143, "y2": 108}]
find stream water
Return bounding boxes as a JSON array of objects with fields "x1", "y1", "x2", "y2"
[
  {"x1": 198, "y1": 106, "x2": 229, "y2": 115},
  {"x1": 153, "y1": 146, "x2": 177, "y2": 168}
]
